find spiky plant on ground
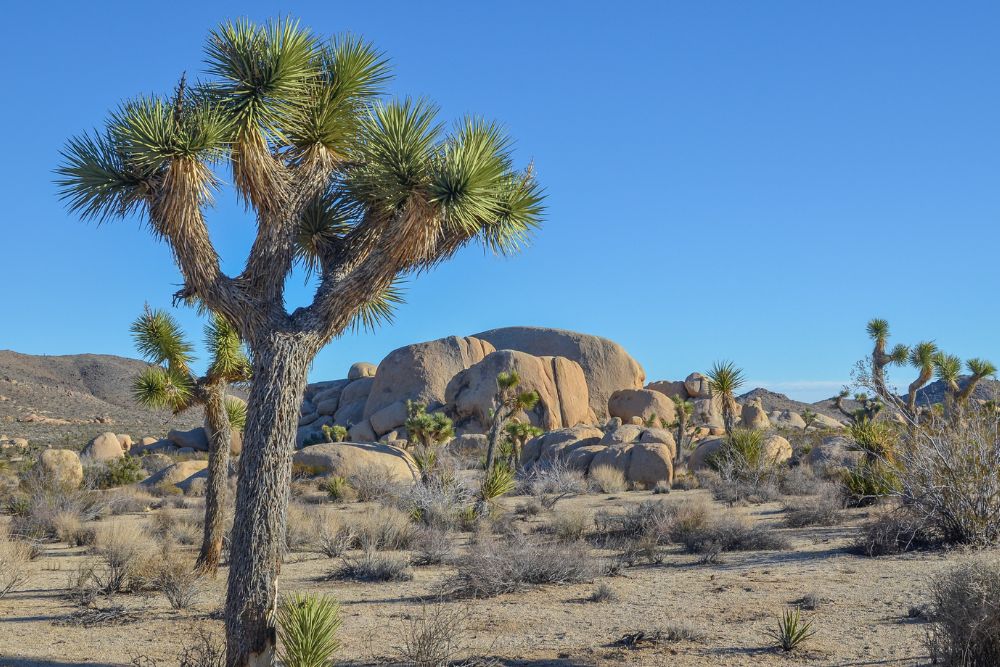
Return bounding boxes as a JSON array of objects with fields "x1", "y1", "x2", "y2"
[
  {"x1": 277, "y1": 593, "x2": 342, "y2": 667},
  {"x1": 770, "y1": 607, "x2": 816, "y2": 651},
  {"x1": 58, "y1": 17, "x2": 542, "y2": 662},
  {"x1": 706, "y1": 361, "x2": 744, "y2": 435},
  {"x1": 130, "y1": 306, "x2": 249, "y2": 575}
]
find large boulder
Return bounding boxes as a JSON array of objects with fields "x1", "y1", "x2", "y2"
[
  {"x1": 691, "y1": 397, "x2": 725, "y2": 429},
  {"x1": 83, "y1": 432, "x2": 125, "y2": 462},
  {"x1": 142, "y1": 460, "x2": 208, "y2": 490},
  {"x1": 688, "y1": 437, "x2": 726, "y2": 471},
  {"x1": 807, "y1": 435, "x2": 861, "y2": 470},
  {"x1": 770, "y1": 410, "x2": 807, "y2": 430},
  {"x1": 627, "y1": 443, "x2": 675, "y2": 487},
  {"x1": 447, "y1": 349, "x2": 594, "y2": 432},
  {"x1": 473, "y1": 327, "x2": 644, "y2": 419},
  {"x1": 608, "y1": 389, "x2": 677, "y2": 426},
  {"x1": 369, "y1": 400, "x2": 410, "y2": 436},
  {"x1": 167, "y1": 427, "x2": 241, "y2": 455},
  {"x1": 811, "y1": 413, "x2": 846, "y2": 430},
  {"x1": 740, "y1": 398, "x2": 771, "y2": 430},
  {"x1": 763, "y1": 434, "x2": 793, "y2": 465},
  {"x1": 39, "y1": 449, "x2": 83, "y2": 488},
  {"x1": 348, "y1": 362, "x2": 377, "y2": 380},
  {"x1": 684, "y1": 373, "x2": 712, "y2": 399},
  {"x1": 340, "y1": 377, "x2": 375, "y2": 407},
  {"x1": 363, "y1": 335, "x2": 496, "y2": 425},
  {"x1": 645, "y1": 380, "x2": 688, "y2": 400},
  {"x1": 521, "y1": 425, "x2": 605, "y2": 467},
  {"x1": 292, "y1": 442, "x2": 417, "y2": 482}
]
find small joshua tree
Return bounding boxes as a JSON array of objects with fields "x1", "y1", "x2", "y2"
[
  {"x1": 800, "y1": 408, "x2": 818, "y2": 431},
  {"x1": 321, "y1": 424, "x2": 348, "y2": 443},
  {"x1": 671, "y1": 395, "x2": 694, "y2": 466},
  {"x1": 483, "y1": 372, "x2": 540, "y2": 474},
  {"x1": 706, "y1": 360, "x2": 744, "y2": 435},
  {"x1": 904, "y1": 341, "x2": 939, "y2": 419},
  {"x1": 934, "y1": 354, "x2": 997, "y2": 420},
  {"x1": 131, "y1": 306, "x2": 250, "y2": 575},
  {"x1": 404, "y1": 401, "x2": 454, "y2": 482},
  {"x1": 503, "y1": 419, "x2": 543, "y2": 468}
]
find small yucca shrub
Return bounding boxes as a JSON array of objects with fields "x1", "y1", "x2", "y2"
[
  {"x1": 322, "y1": 476, "x2": 355, "y2": 503},
  {"x1": 479, "y1": 464, "x2": 515, "y2": 502},
  {"x1": 770, "y1": 607, "x2": 816, "y2": 651},
  {"x1": 278, "y1": 592, "x2": 342, "y2": 667}
]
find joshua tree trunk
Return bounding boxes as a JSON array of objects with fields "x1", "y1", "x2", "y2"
[
  {"x1": 675, "y1": 408, "x2": 688, "y2": 467},
  {"x1": 721, "y1": 399, "x2": 736, "y2": 436},
  {"x1": 196, "y1": 383, "x2": 232, "y2": 575},
  {"x1": 906, "y1": 371, "x2": 932, "y2": 420},
  {"x1": 225, "y1": 335, "x2": 314, "y2": 667}
]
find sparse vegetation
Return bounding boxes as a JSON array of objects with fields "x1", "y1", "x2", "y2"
[
  {"x1": 770, "y1": 607, "x2": 816, "y2": 652},
  {"x1": 588, "y1": 464, "x2": 627, "y2": 493},
  {"x1": 0, "y1": 526, "x2": 33, "y2": 600},
  {"x1": 782, "y1": 483, "x2": 843, "y2": 527},
  {"x1": 333, "y1": 550, "x2": 413, "y2": 583}
]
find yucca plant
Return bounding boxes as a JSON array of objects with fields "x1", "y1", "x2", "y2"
[
  {"x1": 58, "y1": 17, "x2": 543, "y2": 662},
  {"x1": 847, "y1": 418, "x2": 898, "y2": 465},
  {"x1": 130, "y1": 306, "x2": 249, "y2": 575},
  {"x1": 770, "y1": 607, "x2": 816, "y2": 651},
  {"x1": 706, "y1": 361, "x2": 744, "y2": 435},
  {"x1": 800, "y1": 408, "x2": 818, "y2": 431},
  {"x1": 404, "y1": 402, "x2": 454, "y2": 483},
  {"x1": 277, "y1": 593, "x2": 342, "y2": 667},
  {"x1": 479, "y1": 464, "x2": 516, "y2": 505}
]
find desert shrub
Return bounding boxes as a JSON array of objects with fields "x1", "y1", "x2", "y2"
[
  {"x1": 138, "y1": 453, "x2": 174, "y2": 476},
  {"x1": 395, "y1": 601, "x2": 472, "y2": 666},
  {"x1": 478, "y1": 464, "x2": 515, "y2": 503},
  {"x1": 770, "y1": 607, "x2": 816, "y2": 652},
  {"x1": 515, "y1": 498, "x2": 542, "y2": 517},
  {"x1": 839, "y1": 460, "x2": 900, "y2": 507},
  {"x1": 782, "y1": 483, "x2": 844, "y2": 528},
  {"x1": 671, "y1": 474, "x2": 699, "y2": 491},
  {"x1": 106, "y1": 488, "x2": 155, "y2": 515},
  {"x1": 349, "y1": 507, "x2": 417, "y2": 551},
  {"x1": 678, "y1": 516, "x2": 790, "y2": 561},
  {"x1": 589, "y1": 465, "x2": 627, "y2": 494},
  {"x1": 321, "y1": 423, "x2": 349, "y2": 443},
  {"x1": 391, "y1": 478, "x2": 473, "y2": 530},
  {"x1": 588, "y1": 582, "x2": 618, "y2": 603},
  {"x1": 594, "y1": 499, "x2": 699, "y2": 548},
  {"x1": 333, "y1": 549, "x2": 413, "y2": 582},
  {"x1": 0, "y1": 526, "x2": 32, "y2": 600},
  {"x1": 925, "y1": 559, "x2": 1000, "y2": 665},
  {"x1": 518, "y1": 459, "x2": 587, "y2": 508},
  {"x1": 11, "y1": 472, "x2": 107, "y2": 539},
  {"x1": 277, "y1": 593, "x2": 342, "y2": 667},
  {"x1": 321, "y1": 476, "x2": 356, "y2": 503},
  {"x1": 151, "y1": 556, "x2": 202, "y2": 609},
  {"x1": 176, "y1": 629, "x2": 226, "y2": 667},
  {"x1": 549, "y1": 510, "x2": 589, "y2": 543},
  {"x1": 185, "y1": 477, "x2": 207, "y2": 497},
  {"x1": 450, "y1": 533, "x2": 600, "y2": 598},
  {"x1": 285, "y1": 503, "x2": 318, "y2": 552},
  {"x1": 707, "y1": 428, "x2": 784, "y2": 504},
  {"x1": 347, "y1": 464, "x2": 399, "y2": 503},
  {"x1": 780, "y1": 465, "x2": 820, "y2": 496},
  {"x1": 313, "y1": 514, "x2": 352, "y2": 559},
  {"x1": 93, "y1": 521, "x2": 151, "y2": 594},
  {"x1": 149, "y1": 510, "x2": 202, "y2": 548},
  {"x1": 651, "y1": 480, "x2": 671, "y2": 495},
  {"x1": 96, "y1": 455, "x2": 145, "y2": 489},
  {"x1": 412, "y1": 526, "x2": 454, "y2": 566},
  {"x1": 798, "y1": 592, "x2": 824, "y2": 610},
  {"x1": 854, "y1": 510, "x2": 938, "y2": 557}
]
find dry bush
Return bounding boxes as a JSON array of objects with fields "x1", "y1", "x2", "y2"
[
  {"x1": 149, "y1": 510, "x2": 202, "y2": 548},
  {"x1": 348, "y1": 507, "x2": 417, "y2": 551},
  {"x1": 677, "y1": 515, "x2": 790, "y2": 561},
  {"x1": 549, "y1": 510, "x2": 589, "y2": 543},
  {"x1": 780, "y1": 465, "x2": 820, "y2": 496},
  {"x1": 699, "y1": 467, "x2": 780, "y2": 505},
  {"x1": 412, "y1": 526, "x2": 454, "y2": 566},
  {"x1": 671, "y1": 473, "x2": 699, "y2": 491},
  {"x1": 106, "y1": 488, "x2": 156, "y2": 515},
  {"x1": 313, "y1": 512, "x2": 352, "y2": 559},
  {"x1": 518, "y1": 459, "x2": 587, "y2": 508},
  {"x1": 926, "y1": 558, "x2": 1000, "y2": 665},
  {"x1": 11, "y1": 471, "x2": 107, "y2": 539},
  {"x1": 450, "y1": 533, "x2": 601, "y2": 598},
  {"x1": 332, "y1": 549, "x2": 413, "y2": 582},
  {"x1": 589, "y1": 465, "x2": 627, "y2": 494},
  {"x1": 782, "y1": 483, "x2": 844, "y2": 528},
  {"x1": 854, "y1": 509, "x2": 938, "y2": 557},
  {"x1": 51, "y1": 510, "x2": 93, "y2": 546},
  {"x1": 394, "y1": 601, "x2": 471, "y2": 666},
  {"x1": 594, "y1": 499, "x2": 705, "y2": 547},
  {"x1": 704, "y1": 429, "x2": 784, "y2": 504},
  {"x1": 588, "y1": 582, "x2": 618, "y2": 603},
  {"x1": 149, "y1": 552, "x2": 202, "y2": 609},
  {"x1": 93, "y1": 521, "x2": 152, "y2": 594},
  {"x1": 0, "y1": 526, "x2": 32, "y2": 600},
  {"x1": 389, "y1": 478, "x2": 473, "y2": 530},
  {"x1": 347, "y1": 464, "x2": 400, "y2": 503},
  {"x1": 185, "y1": 478, "x2": 207, "y2": 497},
  {"x1": 284, "y1": 502, "x2": 317, "y2": 552}
]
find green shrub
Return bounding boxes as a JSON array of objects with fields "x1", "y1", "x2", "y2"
[
  {"x1": 98, "y1": 455, "x2": 145, "y2": 489},
  {"x1": 770, "y1": 607, "x2": 816, "y2": 651},
  {"x1": 278, "y1": 592, "x2": 342, "y2": 667},
  {"x1": 322, "y1": 476, "x2": 355, "y2": 503},
  {"x1": 321, "y1": 424, "x2": 348, "y2": 444}
]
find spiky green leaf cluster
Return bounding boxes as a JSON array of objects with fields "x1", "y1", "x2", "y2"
[
  {"x1": 225, "y1": 397, "x2": 248, "y2": 431},
  {"x1": 866, "y1": 318, "x2": 890, "y2": 343},
  {"x1": 205, "y1": 313, "x2": 251, "y2": 382},
  {"x1": 276, "y1": 592, "x2": 342, "y2": 667},
  {"x1": 132, "y1": 366, "x2": 196, "y2": 413},
  {"x1": 131, "y1": 306, "x2": 194, "y2": 372},
  {"x1": 707, "y1": 360, "x2": 745, "y2": 397}
]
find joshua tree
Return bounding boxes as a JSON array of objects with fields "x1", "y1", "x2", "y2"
[
  {"x1": 905, "y1": 341, "x2": 939, "y2": 418},
  {"x1": 833, "y1": 389, "x2": 882, "y2": 423},
  {"x1": 58, "y1": 18, "x2": 542, "y2": 665},
  {"x1": 403, "y1": 401, "x2": 454, "y2": 482},
  {"x1": 865, "y1": 318, "x2": 909, "y2": 404},
  {"x1": 131, "y1": 306, "x2": 250, "y2": 575},
  {"x1": 706, "y1": 360, "x2": 745, "y2": 435},
  {"x1": 959, "y1": 358, "x2": 997, "y2": 404},
  {"x1": 800, "y1": 408, "x2": 818, "y2": 431},
  {"x1": 321, "y1": 423, "x2": 348, "y2": 443},
  {"x1": 482, "y1": 372, "x2": 540, "y2": 486},
  {"x1": 503, "y1": 419, "x2": 543, "y2": 467},
  {"x1": 935, "y1": 354, "x2": 997, "y2": 419},
  {"x1": 670, "y1": 395, "x2": 694, "y2": 466}
]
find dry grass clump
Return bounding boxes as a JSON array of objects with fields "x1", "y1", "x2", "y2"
[
  {"x1": 389, "y1": 478, "x2": 473, "y2": 530},
  {"x1": 925, "y1": 558, "x2": 1000, "y2": 665},
  {"x1": 699, "y1": 468, "x2": 781, "y2": 505},
  {"x1": 105, "y1": 488, "x2": 156, "y2": 515},
  {"x1": 0, "y1": 526, "x2": 33, "y2": 600},
  {"x1": 332, "y1": 549, "x2": 413, "y2": 582},
  {"x1": 450, "y1": 533, "x2": 601, "y2": 598},
  {"x1": 92, "y1": 521, "x2": 154, "y2": 595},
  {"x1": 854, "y1": 509, "x2": 938, "y2": 557},
  {"x1": 677, "y1": 515, "x2": 790, "y2": 562},
  {"x1": 348, "y1": 507, "x2": 417, "y2": 551},
  {"x1": 782, "y1": 483, "x2": 844, "y2": 528},
  {"x1": 285, "y1": 502, "x2": 319, "y2": 552},
  {"x1": 149, "y1": 510, "x2": 202, "y2": 547},
  {"x1": 588, "y1": 582, "x2": 619, "y2": 603},
  {"x1": 394, "y1": 601, "x2": 471, "y2": 666},
  {"x1": 548, "y1": 510, "x2": 589, "y2": 543},
  {"x1": 148, "y1": 551, "x2": 202, "y2": 609},
  {"x1": 518, "y1": 460, "x2": 587, "y2": 508},
  {"x1": 671, "y1": 474, "x2": 699, "y2": 491},
  {"x1": 780, "y1": 465, "x2": 822, "y2": 496},
  {"x1": 412, "y1": 526, "x2": 454, "y2": 566},
  {"x1": 347, "y1": 464, "x2": 400, "y2": 503},
  {"x1": 321, "y1": 475, "x2": 357, "y2": 503},
  {"x1": 10, "y1": 472, "x2": 107, "y2": 539},
  {"x1": 313, "y1": 512, "x2": 352, "y2": 559},
  {"x1": 588, "y1": 465, "x2": 627, "y2": 494}
]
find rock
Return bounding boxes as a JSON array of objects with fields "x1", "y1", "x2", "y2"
[
  {"x1": 292, "y1": 442, "x2": 417, "y2": 482},
  {"x1": 132, "y1": 438, "x2": 175, "y2": 455},
  {"x1": 627, "y1": 443, "x2": 675, "y2": 487},
  {"x1": 450, "y1": 433, "x2": 488, "y2": 455},
  {"x1": 608, "y1": 388, "x2": 677, "y2": 426},
  {"x1": 348, "y1": 421, "x2": 377, "y2": 443},
  {"x1": 83, "y1": 432, "x2": 125, "y2": 462},
  {"x1": 300, "y1": 400, "x2": 316, "y2": 417},
  {"x1": 168, "y1": 427, "x2": 209, "y2": 451},
  {"x1": 364, "y1": 336, "x2": 496, "y2": 421},
  {"x1": 691, "y1": 397, "x2": 724, "y2": 428},
  {"x1": 564, "y1": 445, "x2": 606, "y2": 471},
  {"x1": 684, "y1": 373, "x2": 712, "y2": 399},
  {"x1": 39, "y1": 449, "x2": 83, "y2": 488},
  {"x1": 116, "y1": 434, "x2": 133, "y2": 451},
  {"x1": 447, "y1": 350, "x2": 594, "y2": 432},
  {"x1": 629, "y1": 416, "x2": 644, "y2": 425},
  {"x1": 369, "y1": 400, "x2": 409, "y2": 436},
  {"x1": 474, "y1": 327, "x2": 645, "y2": 419},
  {"x1": 645, "y1": 380, "x2": 688, "y2": 400},
  {"x1": 807, "y1": 435, "x2": 861, "y2": 469},
  {"x1": 142, "y1": 460, "x2": 209, "y2": 490},
  {"x1": 315, "y1": 397, "x2": 341, "y2": 416},
  {"x1": 176, "y1": 447, "x2": 196, "y2": 456},
  {"x1": 763, "y1": 434, "x2": 793, "y2": 465},
  {"x1": 689, "y1": 437, "x2": 727, "y2": 471},
  {"x1": 176, "y1": 469, "x2": 208, "y2": 494},
  {"x1": 299, "y1": 411, "x2": 320, "y2": 427},
  {"x1": 639, "y1": 427, "x2": 678, "y2": 460},
  {"x1": 341, "y1": 377, "x2": 375, "y2": 407},
  {"x1": 334, "y1": 401, "x2": 366, "y2": 428},
  {"x1": 348, "y1": 362, "x2": 377, "y2": 380},
  {"x1": 521, "y1": 426, "x2": 604, "y2": 467},
  {"x1": 139, "y1": 452, "x2": 174, "y2": 475},
  {"x1": 770, "y1": 410, "x2": 807, "y2": 430},
  {"x1": 600, "y1": 424, "x2": 644, "y2": 446},
  {"x1": 296, "y1": 416, "x2": 334, "y2": 448},
  {"x1": 140, "y1": 437, "x2": 158, "y2": 447},
  {"x1": 740, "y1": 398, "x2": 771, "y2": 430},
  {"x1": 811, "y1": 414, "x2": 845, "y2": 430},
  {"x1": 590, "y1": 445, "x2": 632, "y2": 475}
]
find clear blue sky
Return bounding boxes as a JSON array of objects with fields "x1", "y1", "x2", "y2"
[{"x1": 2, "y1": 1, "x2": 998, "y2": 402}]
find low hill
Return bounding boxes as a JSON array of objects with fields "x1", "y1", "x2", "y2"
[{"x1": 738, "y1": 387, "x2": 844, "y2": 421}]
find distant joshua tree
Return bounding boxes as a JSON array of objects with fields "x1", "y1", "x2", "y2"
[
  {"x1": 904, "y1": 341, "x2": 938, "y2": 418},
  {"x1": 503, "y1": 419, "x2": 543, "y2": 468},
  {"x1": 934, "y1": 354, "x2": 997, "y2": 419},
  {"x1": 58, "y1": 18, "x2": 542, "y2": 661},
  {"x1": 800, "y1": 408, "x2": 818, "y2": 431},
  {"x1": 865, "y1": 318, "x2": 909, "y2": 404},
  {"x1": 671, "y1": 395, "x2": 694, "y2": 466},
  {"x1": 479, "y1": 372, "x2": 539, "y2": 511},
  {"x1": 131, "y1": 306, "x2": 250, "y2": 574},
  {"x1": 706, "y1": 360, "x2": 745, "y2": 435}
]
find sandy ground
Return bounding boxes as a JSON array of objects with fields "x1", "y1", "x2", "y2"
[{"x1": 0, "y1": 489, "x2": 959, "y2": 667}]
